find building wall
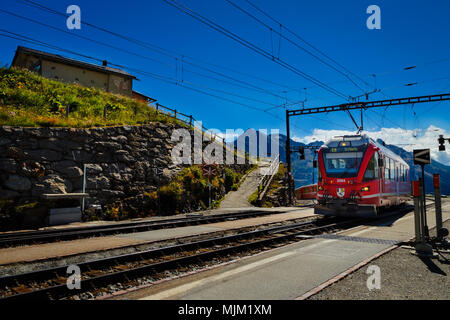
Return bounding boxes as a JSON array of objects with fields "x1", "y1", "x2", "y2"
[
  {"x1": 41, "y1": 60, "x2": 109, "y2": 92},
  {"x1": 108, "y1": 74, "x2": 133, "y2": 97},
  {"x1": 12, "y1": 53, "x2": 41, "y2": 73},
  {"x1": 12, "y1": 52, "x2": 133, "y2": 96}
]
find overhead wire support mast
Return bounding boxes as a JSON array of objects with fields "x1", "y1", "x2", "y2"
[
  {"x1": 287, "y1": 93, "x2": 450, "y2": 116},
  {"x1": 284, "y1": 92, "x2": 450, "y2": 205}
]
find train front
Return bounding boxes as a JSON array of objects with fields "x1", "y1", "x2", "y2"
[{"x1": 314, "y1": 135, "x2": 380, "y2": 217}]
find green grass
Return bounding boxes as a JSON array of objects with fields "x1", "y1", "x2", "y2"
[{"x1": 0, "y1": 67, "x2": 184, "y2": 127}]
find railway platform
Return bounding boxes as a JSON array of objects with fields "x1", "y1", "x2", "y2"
[
  {"x1": 110, "y1": 200, "x2": 450, "y2": 300},
  {"x1": 0, "y1": 206, "x2": 315, "y2": 266}
]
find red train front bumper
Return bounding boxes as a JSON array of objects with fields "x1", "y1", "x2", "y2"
[{"x1": 314, "y1": 199, "x2": 377, "y2": 217}]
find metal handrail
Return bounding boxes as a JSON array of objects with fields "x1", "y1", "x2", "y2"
[{"x1": 257, "y1": 154, "x2": 280, "y2": 199}]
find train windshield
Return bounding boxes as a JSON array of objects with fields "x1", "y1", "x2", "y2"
[{"x1": 322, "y1": 151, "x2": 364, "y2": 178}]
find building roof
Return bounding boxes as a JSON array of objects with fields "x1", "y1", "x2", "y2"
[
  {"x1": 132, "y1": 90, "x2": 157, "y2": 103},
  {"x1": 12, "y1": 46, "x2": 136, "y2": 79}
]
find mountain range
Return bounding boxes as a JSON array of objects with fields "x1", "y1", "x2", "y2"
[{"x1": 234, "y1": 129, "x2": 450, "y2": 195}]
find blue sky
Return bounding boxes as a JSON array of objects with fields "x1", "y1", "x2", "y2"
[{"x1": 1, "y1": 0, "x2": 449, "y2": 162}]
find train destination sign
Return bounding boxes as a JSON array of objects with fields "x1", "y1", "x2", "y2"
[
  {"x1": 413, "y1": 149, "x2": 431, "y2": 165},
  {"x1": 330, "y1": 147, "x2": 359, "y2": 153}
]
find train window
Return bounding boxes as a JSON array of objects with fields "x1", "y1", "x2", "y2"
[
  {"x1": 391, "y1": 160, "x2": 395, "y2": 181},
  {"x1": 389, "y1": 159, "x2": 393, "y2": 181},
  {"x1": 384, "y1": 157, "x2": 389, "y2": 180},
  {"x1": 322, "y1": 151, "x2": 364, "y2": 177},
  {"x1": 363, "y1": 154, "x2": 378, "y2": 181},
  {"x1": 392, "y1": 160, "x2": 395, "y2": 181}
]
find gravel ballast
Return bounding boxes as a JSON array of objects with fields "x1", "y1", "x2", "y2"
[{"x1": 309, "y1": 219, "x2": 450, "y2": 300}]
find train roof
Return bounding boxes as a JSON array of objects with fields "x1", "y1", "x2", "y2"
[{"x1": 321, "y1": 134, "x2": 409, "y2": 167}]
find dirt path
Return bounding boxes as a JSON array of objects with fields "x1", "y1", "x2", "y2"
[{"x1": 219, "y1": 163, "x2": 269, "y2": 208}]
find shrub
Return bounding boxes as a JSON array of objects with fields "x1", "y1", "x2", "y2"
[{"x1": 158, "y1": 181, "x2": 183, "y2": 214}]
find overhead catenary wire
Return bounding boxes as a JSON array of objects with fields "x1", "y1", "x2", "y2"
[
  {"x1": 0, "y1": 29, "x2": 314, "y2": 133},
  {"x1": 304, "y1": 55, "x2": 450, "y2": 94},
  {"x1": 13, "y1": 1, "x2": 442, "y2": 136},
  {"x1": 243, "y1": 0, "x2": 374, "y2": 90},
  {"x1": 0, "y1": 29, "x2": 277, "y2": 109},
  {"x1": 16, "y1": 0, "x2": 305, "y2": 97},
  {"x1": 0, "y1": 8, "x2": 294, "y2": 104},
  {"x1": 224, "y1": 0, "x2": 366, "y2": 94},
  {"x1": 161, "y1": 0, "x2": 350, "y2": 101}
]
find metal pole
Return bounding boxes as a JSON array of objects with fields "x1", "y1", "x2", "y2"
[
  {"x1": 209, "y1": 178, "x2": 212, "y2": 208},
  {"x1": 82, "y1": 164, "x2": 87, "y2": 212},
  {"x1": 433, "y1": 174, "x2": 443, "y2": 239},
  {"x1": 420, "y1": 165, "x2": 429, "y2": 238},
  {"x1": 285, "y1": 110, "x2": 292, "y2": 205},
  {"x1": 414, "y1": 179, "x2": 433, "y2": 256},
  {"x1": 412, "y1": 181, "x2": 421, "y2": 242}
]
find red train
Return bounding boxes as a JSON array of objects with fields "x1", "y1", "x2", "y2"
[
  {"x1": 295, "y1": 184, "x2": 317, "y2": 200},
  {"x1": 315, "y1": 134, "x2": 410, "y2": 217}
]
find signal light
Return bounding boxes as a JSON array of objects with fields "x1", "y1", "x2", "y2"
[
  {"x1": 318, "y1": 185, "x2": 324, "y2": 191},
  {"x1": 299, "y1": 147, "x2": 305, "y2": 160},
  {"x1": 438, "y1": 135, "x2": 447, "y2": 151},
  {"x1": 360, "y1": 186, "x2": 370, "y2": 192}
]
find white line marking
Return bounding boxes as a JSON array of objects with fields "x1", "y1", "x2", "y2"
[{"x1": 139, "y1": 251, "x2": 296, "y2": 300}]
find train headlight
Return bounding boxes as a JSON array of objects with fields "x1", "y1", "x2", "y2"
[
  {"x1": 360, "y1": 186, "x2": 370, "y2": 192},
  {"x1": 318, "y1": 185, "x2": 324, "y2": 191}
]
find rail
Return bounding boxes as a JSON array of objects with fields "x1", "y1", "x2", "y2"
[
  {"x1": 257, "y1": 154, "x2": 280, "y2": 201},
  {"x1": 0, "y1": 216, "x2": 356, "y2": 300},
  {"x1": 154, "y1": 102, "x2": 226, "y2": 145}
]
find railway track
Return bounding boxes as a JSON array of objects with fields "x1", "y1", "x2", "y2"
[
  {"x1": 0, "y1": 215, "x2": 361, "y2": 300},
  {"x1": 0, "y1": 206, "x2": 313, "y2": 248},
  {"x1": 0, "y1": 202, "x2": 432, "y2": 300}
]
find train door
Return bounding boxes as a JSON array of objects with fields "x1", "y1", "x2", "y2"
[
  {"x1": 395, "y1": 163, "x2": 399, "y2": 204},
  {"x1": 374, "y1": 152, "x2": 382, "y2": 199},
  {"x1": 383, "y1": 156, "x2": 389, "y2": 197}
]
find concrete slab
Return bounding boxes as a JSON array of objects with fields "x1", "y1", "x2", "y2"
[
  {"x1": 0, "y1": 236, "x2": 144, "y2": 265},
  {"x1": 128, "y1": 200, "x2": 450, "y2": 300},
  {"x1": 116, "y1": 226, "x2": 224, "y2": 242},
  {"x1": 116, "y1": 209, "x2": 315, "y2": 242}
]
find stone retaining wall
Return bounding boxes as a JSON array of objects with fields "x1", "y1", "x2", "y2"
[{"x1": 0, "y1": 124, "x2": 247, "y2": 211}]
